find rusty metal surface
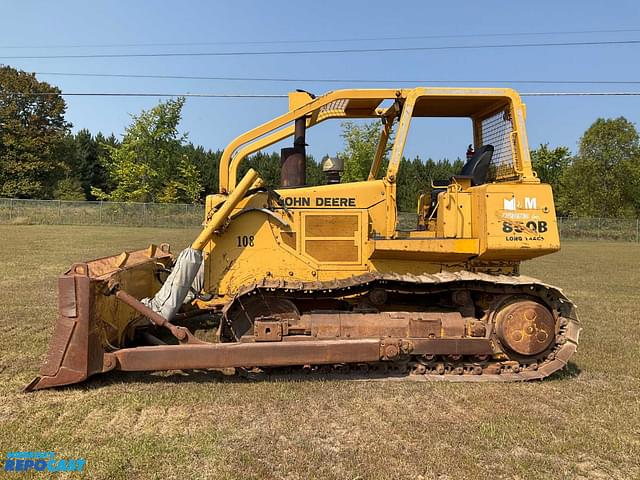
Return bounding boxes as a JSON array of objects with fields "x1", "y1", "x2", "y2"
[
  {"x1": 58, "y1": 276, "x2": 77, "y2": 318},
  {"x1": 66, "y1": 244, "x2": 172, "y2": 279},
  {"x1": 280, "y1": 146, "x2": 306, "y2": 187},
  {"x1": 38, "y1": 317, "x2": 75, "y2": 377},
  {"x1": 112, "y1": 339, "x2": 381, "y2": 371},
  {"x1": 411, "y1": 338, "x2": 494, "y2": 356},
  {"x1": 114, "y1": 289, "x2": 188, "y2": 342},
  {"x1": 25, "y1": 246, "x2": 175, "y2": 392},
  {"x1": 26, "y1": 274, "x2": 110, "y2": 391},
  {"x1": 228, "y1": 297, "x2": 298, "y2": 340},
  {"x1": 222, "y1": 271, "x2": 580, "y2": 382},
  {"x1": 495, "y1": 299, "x2": 556, "y2": 356},
  {"x1": 254, "y1": 320, "x2": 285, "y2": 341},
  {"x1": 28, "y1": 261, "x2": 580, "y2": 390},
  {"x1": 296, "y1": 311, "x2": 465, "y2": 340}
]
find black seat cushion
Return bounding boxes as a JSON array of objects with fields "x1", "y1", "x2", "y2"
[{"x1": 460, "y1": 144, "x2": 494, "y2": 186}]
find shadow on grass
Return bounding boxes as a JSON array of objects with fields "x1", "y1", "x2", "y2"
[
  {"x1": 546, "y1": 361, "x2": 582, "y2": 381},
  {"x1": 57, "y1": 360, "x2": 583, "y2": 391},
  {"x1": 81, "y1": 368, "x2": 407, "y2": 389}
]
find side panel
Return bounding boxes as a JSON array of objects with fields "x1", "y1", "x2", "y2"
[
  {"x1": 302, "y1": 211, "x2": 363, "y2": 264},
  {"x1": 204, "y1": 180, "x2": 387, "y2": 298},
  {"x1": 472, "y1": 183, "x2": 560, "y2": 260},
  {"x1": 435, "y1": 191, "x2": 473, "y2": 238}
]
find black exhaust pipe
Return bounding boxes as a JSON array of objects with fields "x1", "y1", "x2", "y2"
[{"x1": 281, "y1": 117, "x2": 306, "y2": 187}]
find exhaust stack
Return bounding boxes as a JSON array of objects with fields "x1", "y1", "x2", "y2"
[{"x1": 280, "y1": 117, "x2": 306, "y2": 187}]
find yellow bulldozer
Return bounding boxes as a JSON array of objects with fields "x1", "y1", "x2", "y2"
[{"x1": 27, "y1": 87, "x2": 580, "y2": 391}]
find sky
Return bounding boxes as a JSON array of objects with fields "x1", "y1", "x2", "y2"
[{"x1": 1, "y1": 1, "x2": 639, "y2": 163}]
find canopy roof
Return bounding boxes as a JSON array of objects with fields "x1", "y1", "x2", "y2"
[{"x1": 296, "y1": 87, "x2": 517, "y2": 120}]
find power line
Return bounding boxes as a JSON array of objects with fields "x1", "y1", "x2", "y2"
[
  {"x1": 3, "y1": 91, "x2": 640, "y2": 98},
  {"x1": 33, "y1": 71, "x2": 640, "y2": 85},
  {"x1": 1, "y1": 28, "x2": 639, "y2": 49},
  {"x1": 1, "y1": 39, "x2": 639, "y2": 60},
  {"x1": 0, "y1": 91, "x2": 288, "y2": 98}
]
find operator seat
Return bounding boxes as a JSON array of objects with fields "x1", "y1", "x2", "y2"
[
  {"x1": 427, "y1": 144, "x2": 494, "y2": 217},
  {"x1": 459, "y1": 144, "x2": 494, "y2": 186}
]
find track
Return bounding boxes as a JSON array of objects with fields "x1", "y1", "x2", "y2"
[{"x1": 221, "y1": 271, "x2": 581, "y2": 382}]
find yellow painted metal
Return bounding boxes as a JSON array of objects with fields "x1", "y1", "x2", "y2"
[
  {"x1": 368, "y1": 118, "x2": 393, "y2": 181},
  {"x1": 193, "y1": 87, "x2": 558, "y2": 306},
  {"x1": 385, "y1": 91, "x2": 418, "y2": 184},
  {"x1": 470, "y1": 182, "x2": 560, "y2": 260},
  {"x1": 370, "y1": 238, "x2": 479, "y2": 261},
  {"x1": 229, "y1": 124, "x2": 297, "y2": 188},
  {"x1": 436, "y1": 189, "x2": 472, "y2": 239},
  {"x1": 288, "y1": 90, "x2": 315, "y2": 110},
  {"x1": 192, "y1": 168, "x2": 259, "y2": 251},
  {"x1": 512, "y1": 102, "x2": 535, "y2": 180}
]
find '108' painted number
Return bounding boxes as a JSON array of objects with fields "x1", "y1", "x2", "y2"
[{"x1": 237, "y1": 235, "x2": 254, "y2": 247}]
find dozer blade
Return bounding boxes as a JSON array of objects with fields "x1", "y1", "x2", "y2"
[{"x1": 25, "y1": 245, "x2": 174, "y2": 392}]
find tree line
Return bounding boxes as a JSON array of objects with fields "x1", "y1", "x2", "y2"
[{"x1": 1, "y1": 65, "x2": 639, "y2": 217}]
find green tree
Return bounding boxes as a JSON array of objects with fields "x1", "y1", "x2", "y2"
[
  {"x1": 396, "y1": 156, "x2": 463, "y2": 212},
  {"x1": 339, "y1": 121, "x2": 388, "y2": 182},
  {"x1": 530, "y1": 144, "x2": 571, "y2": 198},
  {"x1": 73, "y1": 129, "x2": 108, "y2": 199},
  {"x1": 558, "y1": 117, "x2": 640, "y2": 217},
  {"x1": 157, "y1": 157, "x2": 204, "y2": 203},
  {"x1": 53, "y1": 129, "x2": 110, "y2": 200},
  {"x1": 182, "y1": 143, "x2": 221, "y2": 196},
  {"x1": 0, "y1": 66, "x2": 70, "y2": 198},
  {"x1": 94, "y1": 97, "x2": 203, "y2": 203},
  {"x1": 396, "y1": 157, "x2": 419, "y2": 211},
  {"x1": 241, "y1": 151, "x2": 281, "y2": 187},
  {"x1": 53, "y1": 177, "x2": 85, "y2": 200},
  {"x1": 306, "y1": 155, "x2": 325, "y2": 186},
  {"x1": 95, "y1": 132, "x2": 119, "y2": 193}
]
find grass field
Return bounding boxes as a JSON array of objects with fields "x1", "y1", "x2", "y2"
[{"x1": 1, "y1": 225, "x2": 639, "y2": 479}]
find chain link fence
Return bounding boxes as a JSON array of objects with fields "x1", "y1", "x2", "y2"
[
  {"x1": 0, "y1": 198, "x2": 203, "y2": 228},
  {"x1": 556, "y1": 216, "x2": 640, "y2": 242},
  {"x1": 1, "y1": 198, "x2": 639, "y2": 241}
]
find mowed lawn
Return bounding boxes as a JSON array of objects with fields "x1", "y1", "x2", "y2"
[{"x1": 0, "y1": 225, "x2": 639, "y2": 480}]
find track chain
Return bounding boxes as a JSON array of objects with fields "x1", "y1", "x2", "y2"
[{"x1": 222, "y1": 271, "x2": 580, "y2": 382}]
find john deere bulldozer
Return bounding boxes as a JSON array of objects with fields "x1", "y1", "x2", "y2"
[{"x1": 27, "y1": 87, "x2": 580, "y2": 391}]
